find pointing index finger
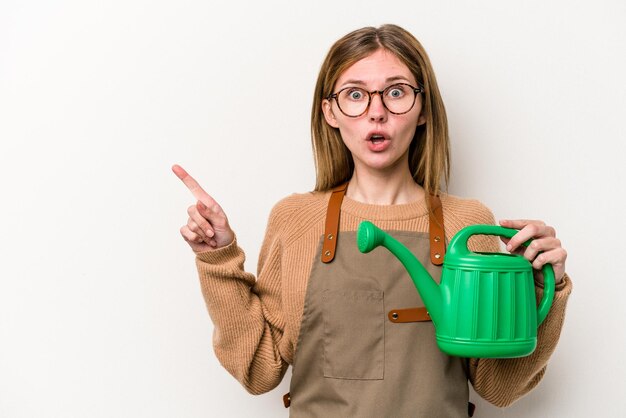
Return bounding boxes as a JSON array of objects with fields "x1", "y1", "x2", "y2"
[{"x1": 172, "y1": 164, "x2": 214, "y2": 205}]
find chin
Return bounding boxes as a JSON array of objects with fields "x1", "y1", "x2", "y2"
[{"x1": 358, "y1": 157, "x2": 403, "y2": 172}]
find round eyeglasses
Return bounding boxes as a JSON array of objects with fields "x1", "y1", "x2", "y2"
[{"x1": 327, "y1": 83, "x2": 424, "y2": 118}]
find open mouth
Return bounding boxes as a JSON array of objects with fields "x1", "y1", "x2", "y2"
[{"x1": 369, "y1": 134, "x2": 386, "y2": 144}]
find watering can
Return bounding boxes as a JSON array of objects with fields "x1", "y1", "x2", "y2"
[{"x1": 357, "y1": 222, "x2": 555, "y2": 358}]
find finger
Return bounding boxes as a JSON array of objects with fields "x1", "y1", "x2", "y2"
[
  {"x1": 499, "y1": 219, "x2": 545, "y2": 230},
  {"x1": 172, "y1": 164, "x2": 216, "y2": 206},
  {"x1": 531, "y1": 247, "x2": 567, "y2": 273},
  {"x1": 180, "y1": 225, "x2": 204, "y2": 244},
  {"x1": 501, "y1": 219, "x2": 555, "y2": 238},
  {"x1": 504, "y1": 223, "x2": 541, "y2": 252},
  {"x1": 522, "y1": 237, "x2": 562, "y2": 263},
  {"x1": 188, "y1": 203, "x2": 215, "y2": 237},
  {"x1": 499, "y1": 236, "x2": 525, "y2": 257},
  {"x1": 197, "y1": 200, "x2": 229, "y2": 230},
  {"x1": 187, "y1": 217, "x2": 210, "y2": 242},
  {"x1": 501, "y1": 221, "x2": 553, "y2": 252}
]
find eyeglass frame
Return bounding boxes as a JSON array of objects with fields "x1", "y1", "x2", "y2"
[{"x1": 326, "y1": 83, "x2": 425, "y2": 118}]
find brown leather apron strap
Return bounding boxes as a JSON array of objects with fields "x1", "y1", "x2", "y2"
[
  {"x1": 321, "y1": 182, "x2": 348, "y2": 263},
  {"x1": 388, "y1": 307, "x2": 431, "y2": 322},
  {"x1": 429, "y1": 194, "x2": 445, "y2": 266}
]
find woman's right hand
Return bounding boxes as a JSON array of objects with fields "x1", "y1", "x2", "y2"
[{"x1": 172, "y1": 164, "x2": 235, "y2": 252}]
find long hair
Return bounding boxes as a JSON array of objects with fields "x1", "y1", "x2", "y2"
[{"x1": 311, "y1": 24, "x2": 450, "y2": 199}]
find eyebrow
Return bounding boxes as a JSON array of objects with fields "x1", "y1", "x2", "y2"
[{"x1": 338, "y1": 76, "x2": 412, "y2": 88}]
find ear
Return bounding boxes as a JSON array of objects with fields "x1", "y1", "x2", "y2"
[
  {"x1": 322, "y1": 99, "x2": 340, "y2": 128},
  {"x1": 417, "y1": 112, "x2": 426, "y2": 126}
]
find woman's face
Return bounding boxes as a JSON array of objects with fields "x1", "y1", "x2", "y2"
[{"x1": 322, "y1": 48, "x2": 426, "y2": 175}]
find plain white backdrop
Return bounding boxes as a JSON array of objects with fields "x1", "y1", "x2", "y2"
[{"x1": 1, "y1": 0, "x2": 624, "y2": 417}]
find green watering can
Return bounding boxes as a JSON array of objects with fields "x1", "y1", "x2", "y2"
[{"x1": 357, "y1": 222, "x2": 555, "y2": 358}]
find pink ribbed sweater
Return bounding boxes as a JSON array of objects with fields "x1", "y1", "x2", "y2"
[{"x1": 194, "y1": 190, "x2": 572, "y2": 407}]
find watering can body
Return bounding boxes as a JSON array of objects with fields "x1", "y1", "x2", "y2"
[{"x1": 357, "y1": 223, "x2": 555, "y2": 358}]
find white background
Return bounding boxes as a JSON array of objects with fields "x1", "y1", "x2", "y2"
[{"x1": 1, "y1": 0, "x2": 624, "y2": 417}]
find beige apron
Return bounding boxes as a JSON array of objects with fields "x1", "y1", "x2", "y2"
[{"x1": 286, "y1": 184, "x2": 473, "y2": 417}]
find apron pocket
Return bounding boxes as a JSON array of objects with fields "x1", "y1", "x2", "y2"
[{"x1": 322, "y1": 289, "x2": 384, "y2": 380}]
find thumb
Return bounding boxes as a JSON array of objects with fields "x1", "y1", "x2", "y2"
[
  {"x1": 197, "y1": 200, "x2": 207, "y2": 212},
  {"x1": 197, "y1": 200, "x2": 229, "y2": 228}
]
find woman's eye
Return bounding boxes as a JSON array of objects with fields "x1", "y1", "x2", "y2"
[
  {"x1": 387, "y1": 87, "x2": 405, "y2": 99},
  {"x1": 347, "y1": 89, "x2": 365, "y2": 100}
]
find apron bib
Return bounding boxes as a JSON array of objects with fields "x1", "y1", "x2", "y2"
[{"x1": 287, "y1": 184, "x2": 471, "y2": 417}]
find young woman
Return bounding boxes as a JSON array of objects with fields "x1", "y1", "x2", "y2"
[{"x1": 173, "y1": 24, "x2": 571, "y2": 417}]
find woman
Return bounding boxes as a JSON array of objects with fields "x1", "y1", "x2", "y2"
[{"x1": 173, "y1": 24, "x2": 571, "y2": 417}]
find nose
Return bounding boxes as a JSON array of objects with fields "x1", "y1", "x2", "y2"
[{"x1": 368, "y1": 92, "x2": 387, "y2": 123}]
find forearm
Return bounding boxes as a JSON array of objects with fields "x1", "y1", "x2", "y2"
[
  {"x1": 469, "y1": 274, "x2": 573, "y2": 407},
  {"x1": 195, "y1": 238, "x2": 288, "y2": 394}
]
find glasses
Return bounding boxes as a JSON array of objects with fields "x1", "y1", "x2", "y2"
[{"x1": 327, "y1": 83, "x2": 424, "y2": 118}]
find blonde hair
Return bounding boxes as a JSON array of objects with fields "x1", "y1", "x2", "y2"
[{"x1": 311, "y1": 24, "x2": 450, "y2": 198}]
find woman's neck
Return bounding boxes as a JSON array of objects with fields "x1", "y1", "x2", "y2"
[{"x1": 346, "y1": 167, "x2": 424, "y2": 205}]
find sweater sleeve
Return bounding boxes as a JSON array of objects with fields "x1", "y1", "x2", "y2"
[
  {"x1": 193, "y1": 199, "x2": 292, "y2": 395},
  {"x1": 456, "y1": 202, "x2": 573, "y2": 407}
]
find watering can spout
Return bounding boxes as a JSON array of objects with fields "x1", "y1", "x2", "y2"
[{"x1": 357, "y1": 221, "x2": 443, "y2": 326}]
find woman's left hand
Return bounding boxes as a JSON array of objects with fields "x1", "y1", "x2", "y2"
[{"x1": 498, "y1": 219, "x2": 567, "y2": 285}]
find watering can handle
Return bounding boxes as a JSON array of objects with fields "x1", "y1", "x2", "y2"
[{"x1": 448, "y1": 225, "x2": 555, "y2": 326}]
